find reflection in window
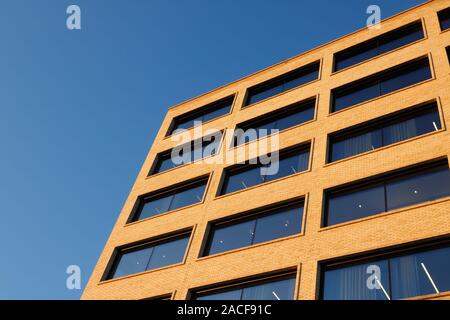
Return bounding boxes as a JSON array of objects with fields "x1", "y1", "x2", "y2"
[
  {"x1": 204, "y1": 202, "x2": 304, "y2": 256},
  {"x1": 220, "y1": 145, "x2": 310, "y2": 195},
  {"x1": 151, "y1": 132, "x2": 222, "y2": 174},
  {"x1": 168, "y1": 96, "x2": 233, "y2": 135},
  {"x1": 131, "y1": 178, "x2": 207, "y2": 221},
  {"x1": 108, "y1": 234, "x2": 190, "y2": 280},
  {"x1": 194, "y1": 274, "x2": 296, "y2": 300},
  {"x1": 245, "y1": 62, "x2": 320, "y2": 106},
  {"x1": 438, "y1": 7, "x2": 450, "y2": 31},
  {"x1": 329, "y1": 103, "x2": 441, "y2": 162},
  {"x1": 234, "y1": 100, "x2": 315, "y2": 146},
  {"x1": 322, "y1": 243, "x2": 450, "y2": 300},
  {"x1": 331, "y1": 58, "x2": 432, "y2": 112},
  {"x1": 324, "y1": 162, "x2": 450, "y2": 226},
  {"x1": 334, "y1": 21, "x2": 424, "y2": 71}
]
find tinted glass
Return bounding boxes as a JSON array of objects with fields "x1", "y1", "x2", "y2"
[
  {"x1": 331, "y1": 129, "x2": 382, "y2": 162},
  {"x1": 146, "y1": 236, "x2": 189, "y2": 270},
  {"x1": 326, "y1": 184, "x2": 385, "y2": 226},
  {"x1": 377, "y1": 24, "x2": 423, "y2": 54},
  {"x1": 241, "y1": 277, "x2": 296, "y2": 300},
  {"x1": 333, "y1": 80, "x2": 380, "y2": 112},
  {"x1": 322, "y1": 260, "x2": 390, "y2": 300},
  {"x1": 222, "y1": 166, "x2": 265, "y2": 194},
  {"x1": 386, "y1": 166, "x2": 450, "y2": 211},
  {"x1": 335, "y1": 42, "x2": 379, "y2": 71},
  {"x1": 207, "y1": 220, "x2": 256, "y2": 255},
  {"x1": 247, "y1": 84, "x2": 284, "y2": 106},
  {"x1": 439, "y1": 8, "x2": 450, "y2": 31},
  {"x1": 380, "y1": 61, "x2": 431, "y2": 94},
  {"x1": 170, "y1": 183, "x2": 206, "y2": 210},
  {"x1": 275, "y1": 105, "x2": 315, "y2": 131},
  {"x1": 283, "y1": 68, "x2": 319, "y2": 91},
  {"x1": 263, "y1": 150, "x2": 309, "y2": 182},
  {"x1": 195, "y1": 289, "x2": 242, "y2": 300},
  {"x1": 138, "y1": 195, "x2": 173, "y2": 220},
  {"x1": 112, "y1": 246, "x2": 154, "y2": 279},
  {"x1": 253, "y1": 207, "x2": 303, "y2": 244}
]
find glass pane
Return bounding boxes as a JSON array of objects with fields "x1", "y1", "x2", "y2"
[
  {"x1": 282, "y1": 69, "x2": 318, "y2": 91},
  {"x1": 206, "y1": 220, "x2": 256, "y2": 255},
  {"x1": 154, "y1": 155, "x2": 177, "y2": 174},
  {"x1": 146, "y1": 236, "x2": 189, "y2": 270},
  {"x1": 253, "y1": 206, "x2": 303, "y2": 244},
  {"x1": 322, "y1": 260, "x2": 390, "y2": 300},
  {"x1": 386, "y1": 166, "x2": 450, "y2": 211},
  {"x1": 138, "y1": 195, "x2": 173, "y2": 220},
  {"x1": 377, "y1": 25, "x2": 423, "y2": 55},
  {"x1": 275, "y1": 105, "x2": 315, "y2": 131},
  {"x1": 331, "y1": 129, "x2": 382, "y2": 162},
  {"x1": 335, "y1": 43, "x2": 379, "y2": 71},
  {"x1": 173, "y1": 117, "x2": 200, "y2": 132},
  {"x1": 415, "y1": 246, "x2": 450, "y2": 295},
  {"x1": 202, "y1": 104, "x2": 231, "y2": 123},
  {"x1": 112, "y1": 246, "x2": 153, "y2": 279},
  {"x1": 264, "y1": 150, "x2": 309, "y2": 182},
  {"x1": 247, "y1": 84, "x2": 284, "y2": 105},
  {"x1": 333, "y1": 81, "x2": 380, "y2": 112},
  {"x1": 414, "y1": 109, "x2": 441, "y2": 135},
  {"x1": 170, "y1": 183, "x2": 206, "y2": 210},
  {"x1": 326, "y1": 184, "x2": 386, "y2": 226},
  {"x1": 380, "y1": 61, "x2": 431, "y2": 94},
  {"x1": 222, "y1": 166, "x2": 265, "y2": 194},
  {"x1": 439, "y1": 9, "x2": 450, "y2": 31},
  {"x1": 195, "y1": 289, "x2": 242, "y2": 300},
  {"x1": 241, "y1": 277, "x2": 296, "y2": 300}
]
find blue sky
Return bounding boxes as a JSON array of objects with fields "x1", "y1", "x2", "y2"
[{"x1": 0, "y1": 0, "x2": 425, "y2": 299}]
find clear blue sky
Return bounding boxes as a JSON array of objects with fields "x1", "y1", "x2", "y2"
[{"x1": 0, "y1": 0, "x2": 425, "y2": 299}]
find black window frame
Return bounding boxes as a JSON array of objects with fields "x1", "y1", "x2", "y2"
[
  {"x1": 217, "y1": 142, "x2": 311, "y2": 196},
  {"x1": 201, "y1": 198, "x2": 305, "y2": 257},
  {"x1": 330, "y1": 56, "x2": 432, "y2": 113},
  {"x1": 128, "y1": 176, "x2": 209, "y2": 223},
  {"x1": 322, "y1": 159, "x2": 450, "y2": 227},
  {"x1": 150, "y1": 130, "x2": 224, "y2": 175},
  {"x1": 438, "y1": 7, "x2": 450, "y2": 31},
  {"x1": 232, "y1": 98, "x2": 316, "y2": 148},
  {"x1": 446, "y1": 46, "x2": 450, "y2": 64},
  {"x1": 166, "y1": 95, "x2": 234, "y2": 136},
  {"x1": 244, "y1": 61, "x2": 320, "y2": 107},
  {"x1": 319, "y1": 237, "x2": 450, "y2": 300},
  {"x1": 327, "y1": 101, "x2": 442, "y2": 163},
  {"x1": 333, "y1": 20, "x2": 425, "y2": 72},
  {"x1": 103, "y1": 229, "x2": 192, "y2": 281},
  {"x1": 190, "y1": 270, "x2": 297, "y2": 300}
]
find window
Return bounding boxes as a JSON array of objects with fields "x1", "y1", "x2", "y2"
[
  {"x1": 219, "y1": 144, "x2": 310, "y2": 195},
  {"x1": 438, "y1": 7, "x2": 450, "y2": 31},
  {"x1": 233, "y1": 99, "x2": 315, "y2": 147},
  {"x1": 245, "y1": 62, "x2": 320, "y2": 106},
  {"x1": 324, "y1": 161, "x2": 450, "y2": 226},
  {"x1": 321, "y1": 241, "x2": 450, "y2": 300},
  {"x1": 203, "y1": 201, "x2": 304, "y2": 256},
  {"x1": 130, "y1": 177, "x2": 208, "y2": 222},
  {"x1": 331, "y1": 57, "x2": 432, "y2": 112},
  {"x1": 329, "y1": 102, "x2": 442, "y2": 162},
  {"x1": 151, "y1": 132, "x2": 222, "y2": 174},
  {"x1": 106, "y1": 233, "x2": 190, "y2": 280},
  {"x1": 334, "y1": 21, "x2": 424, "y2": 71},
  {"x1": 167, "y1": 96, "x2": 233, "y2": 135},
  {"x1": 193, "y1": 273, "x2": 296, "y2": 300},
  {"x1": 447, "y1": 47, "x2": 450, "y2": 64}
]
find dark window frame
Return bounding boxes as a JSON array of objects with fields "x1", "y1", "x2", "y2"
[
  {"x1": 150, "y1": 130, "x2": 224, "y2": 175},
  {"x1": 322, "y1": 158, "x2": 450, "y2": 227},
  {"x1": 128, "y1": 176, "x2": 209, "y2": 223},
  {"x1": 166, "y1": 95, "x2": 235, "y2": 136},
  {"x1": 333, "y1": 20, "x2": 425, "y2": 72},
  {"x1": 330, "y1": 56, "x2": 433, "y2": 113},
  {"x1": 190, "y1": 269, "x2": 297, "y2": 300},
  {"x1": 438, "y1": 7, "x2": 450, "y2": 31},
  {"x1": 201, "y1": 198, "x2": 305, "y2": 257},
  {"x1": 232, "y1": 98, "x2": 316, "y2": 148},
  {"x1": 244, "y1": 61, "x2": 320, "y2": 107},
  {"x1": 217, "y1": 142, "x2": 312, "y2": 197},
  {"x1": 103, "y1": 229, "x2": 192, "y2": 281},
  {"x1": 318, "y1": 237, "x2": 450, "y2": 300},
  {"x1": 327, "y1": 101, "x2": 442, "y2": 163}
]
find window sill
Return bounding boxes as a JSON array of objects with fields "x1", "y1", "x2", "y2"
[{"x1": 319, "y1": 195, "x2": 450, "y2": 232}]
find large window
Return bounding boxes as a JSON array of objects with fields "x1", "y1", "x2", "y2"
[
  {"x1": 329, "y1": 102, "x2": 442, "y2": 162},
  {"x1": 334, "y1": 21, "x2": 424, "y2": 71},
  {"x1": 151, "y1": 132, "x2": 222, "y2": 175},
  {"x1": 193, "y1": 273, "x2": 296, "y2": 300},
  {"x1": 130, "y1": 177, "x2": 208, "y2": 222},
  {"x1": 167, "y1": 96, "x2": 233, "y2": 135},
  {"x1": 106, "y1": 232, "x2": 190, "y2": 280},
  {"x1": 233, "y1": 99, "x2": 315, "y2": 147},
  {"x1": 321, "y1": 241, "x2": 450, "y2": 300},
  {"x1": 438, "y1": 7, "x2": 450, "y2": 31},
  {"x1": 203, "y1": 201, "x2": 304, "y2": 256},
  {"x1": 324, "y1": 161, "x2": 450, "y2": 226},
  {"x1": 331, "y1": 57, "x2": 432, "y2": 112},
  {"x1": 245, "y1": 62, "x2": 320, "y2": 106},
  {"x1": 219, "y1": 144, "x2": 310, "y2": 195}
]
